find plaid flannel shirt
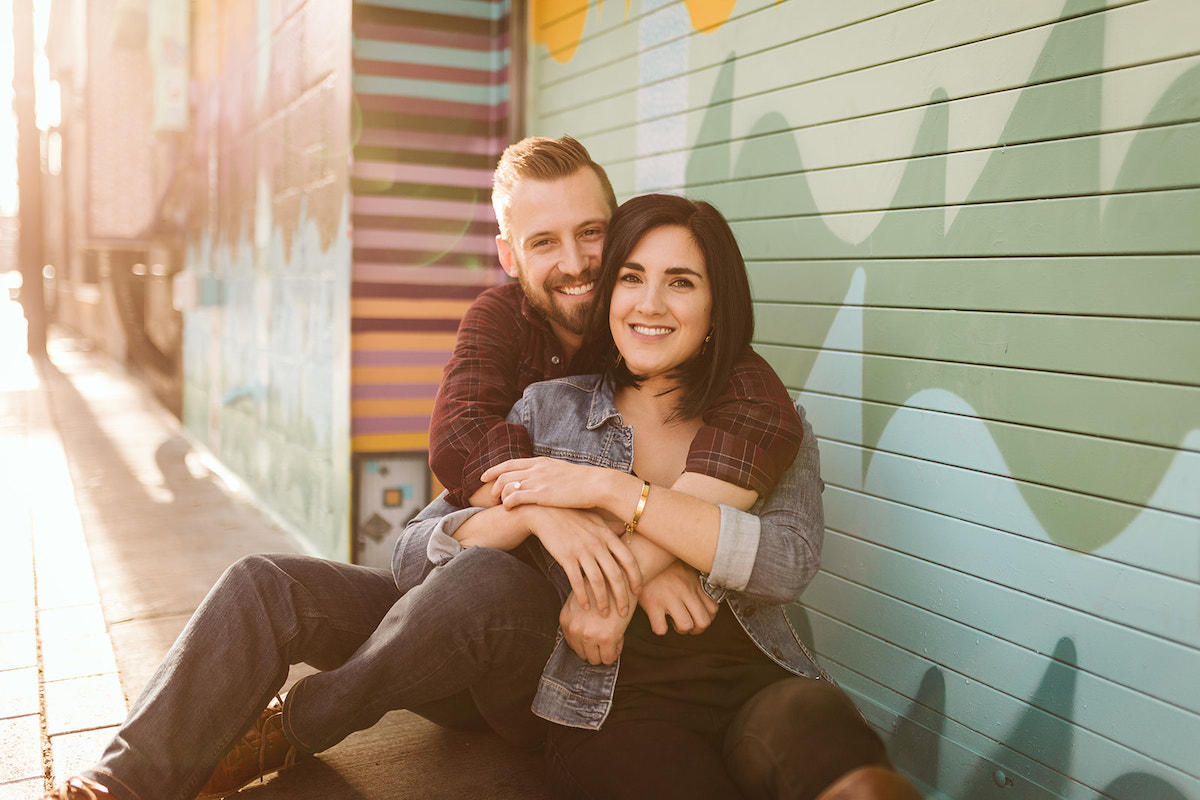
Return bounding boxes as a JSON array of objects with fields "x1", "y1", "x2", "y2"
[{"x1": 429, "y1": 282, "x2": 802, "y2": 506}]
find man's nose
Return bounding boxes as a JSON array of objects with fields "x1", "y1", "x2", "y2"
[{"x1": 558, "y1": 239, "x2": 587, "y2": 277}]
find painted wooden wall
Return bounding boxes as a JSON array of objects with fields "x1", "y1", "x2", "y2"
[
  {"x1": 349, "y1": 0, "x2": 512, "y2": 458},
  {"x1": 182, "y1": 0, "x2": 354, "y2": 559},
  {"x1": 526, "y1": 1, "x2": 1200, "y2": 798}
]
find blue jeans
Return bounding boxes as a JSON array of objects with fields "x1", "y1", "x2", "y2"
[{"x1": 84, "y1": 547, "x2": 559, "y2": 800}]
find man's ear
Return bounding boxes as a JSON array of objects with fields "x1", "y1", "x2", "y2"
[{"x1": 497, "y1": 235, "x2": 519, "y2": 278}]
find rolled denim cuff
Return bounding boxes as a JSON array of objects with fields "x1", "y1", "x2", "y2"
[
  {"x1": 425, "y1": 507, "x2": 484, "y2": 564},
  {"x1": 707, "y1": 504, "x2": 761, "y2": 592}
]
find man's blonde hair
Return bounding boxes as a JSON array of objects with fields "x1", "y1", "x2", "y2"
[{"x1": 491, "y1": 135, "x2": 618, "y2": 242}]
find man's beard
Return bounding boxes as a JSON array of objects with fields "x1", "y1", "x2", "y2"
[{"x1": 518, "y1": 270, "x2": 596, "y2": 336}]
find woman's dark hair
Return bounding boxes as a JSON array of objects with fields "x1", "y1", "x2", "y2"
[{"x1": 587, "y1": 193, "x2": 753, "y2": 421}]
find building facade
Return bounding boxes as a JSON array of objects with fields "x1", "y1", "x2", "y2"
[{"x1": 40, "y1": 1, "x2": 1200, "y2": 797}]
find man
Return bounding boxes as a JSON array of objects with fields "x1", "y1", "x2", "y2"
[{"x1": 44, "y1": 136, "x2": 913, "y2": 800}]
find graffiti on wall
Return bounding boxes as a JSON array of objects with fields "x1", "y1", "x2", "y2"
[
  {"x1": 531, "y1": 0, "x2": 1200, "y2": 796},
  {"x1": 182, "y1": 0, "x2": 354, "y2": 558}
]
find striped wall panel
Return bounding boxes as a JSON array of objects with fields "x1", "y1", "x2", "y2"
[
  {"x1": 526, "y1": 1, "x2": 1200, "y2": 797},
  {"x1": 350, "y1": 0, "x2": 512, "y2": 455}
]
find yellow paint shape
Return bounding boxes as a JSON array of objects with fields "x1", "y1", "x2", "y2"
[
  {"x1": 530, "y1": 0, "x2": 759, "y2": 62},
  {"x1": 685, "y1": 0, "x2": 738, "y2": 32}
]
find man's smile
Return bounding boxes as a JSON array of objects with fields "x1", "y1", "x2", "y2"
[{"x1": 555, "y1": 281, "x2": 595, "y2": 297}]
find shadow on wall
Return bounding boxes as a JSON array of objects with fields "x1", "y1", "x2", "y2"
[{"x1": 685, "y1": 0, "x2": 1200, "y2": 554}]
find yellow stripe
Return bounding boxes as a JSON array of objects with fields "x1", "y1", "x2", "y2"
[
  {"x1": 351, "y1": 298, "x2": 474, "y2": 319},
  {"x1": 352, "y1": 399, "x2": 436, "y2": 417},
  {"x1": 352, "y1": 331, "x2": 459, "y2": 351},
  {"x1": 352, "y1": 366, "x2": 446, "y2": 384},
  {"x1": 352, "y1": 433, "x2": 431, "y2": 453}
]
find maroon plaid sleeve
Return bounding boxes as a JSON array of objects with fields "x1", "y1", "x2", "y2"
[
  {"x1": 685, "y1": 348, "x2": 803, "y2": 496},
  {"x1": 429, "y1": 286, "x2": 537, "y2": 506}
]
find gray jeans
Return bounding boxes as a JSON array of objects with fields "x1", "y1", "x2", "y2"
[{"x1": 84, "y1": 547, "x2": 559, "y2": 800}]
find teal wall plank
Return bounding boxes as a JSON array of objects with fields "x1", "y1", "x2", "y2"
[{"x1": 526, "y1": 0, "x2": 1200, "y2": 794}]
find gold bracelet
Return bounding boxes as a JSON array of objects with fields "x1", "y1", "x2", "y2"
[{"x1": 625, "y1": 481, "x2": 650, "y2": 536}]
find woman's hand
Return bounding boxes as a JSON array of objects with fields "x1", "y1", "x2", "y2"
[
  {"x1": 520, "y1": 506, "x2": 642, "y2": 617},
  {"x1": 482, "y1": 457, "x2": 618, "y2": 512},
  {"x1": 560, "y1": 587, "x2": 637, "y2": 665},
  {"x1": 637, "y1": 560, "x2": 719, "y2": 635}
]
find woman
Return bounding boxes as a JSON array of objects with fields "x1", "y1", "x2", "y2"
[{"x1": 408, "y1": 194, "x2": 914, "y2": 799}]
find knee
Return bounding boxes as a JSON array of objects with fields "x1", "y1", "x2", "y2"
[
  {"x1": 444, "y1": 548, "x2": 557, "y2": 610},
  {"x1": 725, "y1": 679, "x2": 890, "y2": 800}
]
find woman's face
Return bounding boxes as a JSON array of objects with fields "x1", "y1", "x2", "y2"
[{"x1": 609, "y1": 225, "x2": 713, "y2": 382}]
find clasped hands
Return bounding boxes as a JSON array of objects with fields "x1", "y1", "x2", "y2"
[{"x1": 482, "y1": 457, "x2": 719, "y2": 665}]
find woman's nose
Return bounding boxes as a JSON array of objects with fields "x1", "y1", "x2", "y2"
[{"x1": 635, "y1": 284, "x2": 664, "y2": 314}]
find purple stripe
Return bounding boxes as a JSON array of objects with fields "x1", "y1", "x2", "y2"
[
  {"x1": 353, "y1": 58, "x2": 505, "y2": 86},
  {"x1": 353, "y1": 350, "x2": 451, "y2": 367},
  {"x1": 351, "y1": 160, "x2": 494, "y2": 189},
  {"x1": 351, "y1": 194, "x2": 496, "y2": 220},
  {"x1": 352, "y1": 416, "x2": 434, "y2": 435},
  {"x1": 357, "y1": 92, "x2": 507, "y2": 121},
  {"x1": 353, "y1": 227, "x2": 496, "y2": 252},
  {"x1": 352, "y1": 383, "x2": 442, "y2": 400},
  {"x1": 352, "y1": 282, "x2": 484, "y2": 300},
  {"x1": 352, "y1": 318, "x2": 462, "y2": 333}
]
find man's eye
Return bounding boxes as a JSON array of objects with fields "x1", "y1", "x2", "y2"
[{"x1": 582, "y1": 228, "x2": 604, "y2": 238}]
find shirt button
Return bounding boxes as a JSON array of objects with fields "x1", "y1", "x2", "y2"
[{"x1": 551, "y1": 356, "x2": 561, "y2": 365}]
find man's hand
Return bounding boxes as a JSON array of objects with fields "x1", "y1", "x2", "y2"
[
  {"x1": 638, "y1": 560, "x2": 719, "y2": 636},
  {"x1": 560, "y1": 587, "x2": 637, "y2": 665},
  {"x1": 522, "y1": 506, "x2": 642, "y2": 616}
]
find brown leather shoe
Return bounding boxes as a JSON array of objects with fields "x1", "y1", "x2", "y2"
[
  {"x1": 815, "y1": 765, "x2": 924, "y2": 800},
  {"x1": 197, "y1": 695, "x2": 310, "y2": 799},
  {"x1": 42, "y1": 777, "x2": 111, "y2": 799}
]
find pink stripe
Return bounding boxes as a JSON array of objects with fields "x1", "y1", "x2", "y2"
[
  {"x1": 357, "y1": 93, "x2": 506, "y2": 121},
  {"x1": 354, "y1": 58, "x2": 505, "y2": 86},
  {"x1": 356, "y1": 22, "x2": 497, "y2": 52},
  {"x1": 352, "y1": 194, "x2": 496, "y2": 222},
  {"x1": 352, "y1": 264, "x2": 505, "y2": 286},
  {"x1": 354, "y1": 351, "x2": 451, "y2": 367},
  {"x1": 352, "y1": 384, "x2": 443, "y2": 400},
  {"x1": 353, "y1": 416, "x2": 434, "y2": 435},
  {"x1": 351, "y1": 160, "x2": 493, "y2": 189},
  {"x1": 354, "y1": 228, "x2": 495, "y2": 253}
]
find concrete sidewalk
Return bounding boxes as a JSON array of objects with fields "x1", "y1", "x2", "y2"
[{"x1": 0, "y1": 301, "x2": 544, "y2": 798}]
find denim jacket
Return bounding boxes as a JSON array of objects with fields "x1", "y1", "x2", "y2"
[{"x1": 394, "y1": 374, "x2": 832, "y2": 729}]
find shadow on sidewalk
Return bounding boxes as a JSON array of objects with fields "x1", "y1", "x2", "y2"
[
  {"x1": 37, "y1": 342, "x2": 547, "y2": 799},
  {"x1": 38, "y1": 345, "x2": 298, "y2": 697}
]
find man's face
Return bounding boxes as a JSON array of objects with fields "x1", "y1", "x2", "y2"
[{"x1": 497, "y1": 168, "x2": 612, "y2": 343}]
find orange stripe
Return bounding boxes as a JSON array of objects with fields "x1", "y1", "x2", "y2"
[
  {"x1": 352, "y1": 331, "x2": 459, "y2": 351},
  {"x1": 352, "y1": 366, "x2": 446, "y2": 384},
  {"x1": 352, "y1": 399, "x2": 436, "y2": 417},
  {"x1": 351, "y1": 298, "x2": 474, "y2": 319},
  {"x1": 352, "y1": 432, "x2": 431, "y2": 453}
]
